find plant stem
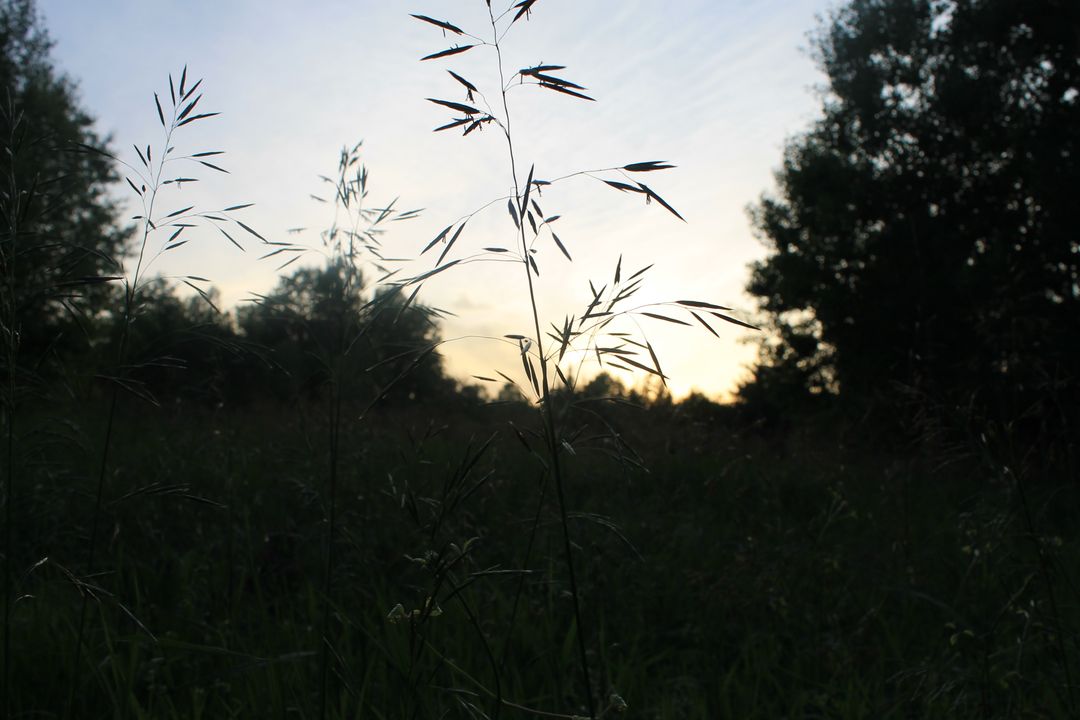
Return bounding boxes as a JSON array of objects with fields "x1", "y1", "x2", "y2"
[
  {"x1": 1014, "y1": 465, "x2": 1076, "y2": 713},
  {"x1": 66, "y1": 385, "x2": 119, "y2": 717},
  {"x1": 319, "y1": 369, "x2": 342, "y2": 720},
  {"x1": 448, "y1": 572, "x2": 502, "y2": 720},
  {"x1": 66, "y1": 109, "x2": 175, "y2": 720},
  {"x1": 500, "y1": 470, "x2": 548, "y2": 671},
  {"x1": 488, "y1": 9, "x2": 595, "y2": 718},
  {"x1": 2, "y1": 327, "x2": 11, "y2": 720},
  {"x1": 2, "y1": 102, "x2": 21, "y2": 720}
]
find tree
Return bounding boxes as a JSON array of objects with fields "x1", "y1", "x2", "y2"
[
  {"x1": 0, "y1": 0, "x2": 128, "y2": 357},
  {"x1": 238, "y1": 260, "x2": 453, "y2": 406},
  {"x1": 745, "y1": 0, "x2": 1080, "y2": 423},
  {"x1": 114, "y1": 279, "x2": 249, "y2": 405}
]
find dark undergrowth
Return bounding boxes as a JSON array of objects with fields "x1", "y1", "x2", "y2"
[{"x1": 6, "y1": 393, "x2": 1077, "y2": 718}]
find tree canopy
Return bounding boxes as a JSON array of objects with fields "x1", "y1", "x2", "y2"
[
  {"x1": 237, "y1": 260, "x2": 454, "y2": 406},
  {"x1": 0, "y1": 0, "x2": 127, "y2": 356},
  {"x1": 744, "y1": 0, "x2": 1079, "y2": 423}
]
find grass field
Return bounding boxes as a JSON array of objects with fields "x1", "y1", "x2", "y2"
[
  {"x1": 4, "y1": 390, "x2": 1076, "y2": 718},
  {"x1": 2, "y1": 3, "x2": 1078, "y2": 717}
]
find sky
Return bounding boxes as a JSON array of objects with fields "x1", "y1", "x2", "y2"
[{"x1": 36, "y1": 0, "x2": 834, "y2": 401}]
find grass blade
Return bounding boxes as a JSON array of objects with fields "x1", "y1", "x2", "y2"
[
  {"x1": 410, "y1": 14, "x2": 465, "y2": 34},
  {"x1": 421, "y1": 45, "x2": 476, "y2": 61}
]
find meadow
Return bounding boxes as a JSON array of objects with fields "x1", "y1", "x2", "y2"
[
  {"x1": 6, "y1": 387, "x2": 1077, "y2": 718},
  {"x1": 3, "y1": 1, "x2": 1079, "y2": 718}
]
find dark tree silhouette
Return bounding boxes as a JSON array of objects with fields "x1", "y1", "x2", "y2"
[
  {"x1": 0, "y1": 0, "x2": 128, "y2": 356},
  {"x1": 113, "y1": 279, "x2": 245, "y2": 405},
  {"x1": 744, "y1": 0, "x2": 1079, "y2": 424},
  {"x1": 238, "y1": 260, "x2": 453, "y2": 406}
]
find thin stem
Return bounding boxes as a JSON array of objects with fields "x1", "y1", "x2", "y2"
[
  {"x1": 320, "y1": 155, "x2": 371, "y2": 719},
  {"x1": 2, "y1": 329, "x2": 11, "y2": 720},
  {"x1": 66, "y1": 96, "x2": 173, "y2": 720},
  {"x1": 488, "y1": 8, "x2": 595, "y2": 718},
  {"x1": 2, "y1": 101, "x2": 21, "y2": 719},
  {"x1": 1014, "y1": 465, "x2": 1076, "y2": 713},
  {"x1": 448, "y1": 573, "x2": 502, "y2": 720},
  {"x1": 318, "y1": 369, "x2": 342, "y2": 720},
  {"x1": 65, "y1": 385, "x2": 119, "y2": 718},
  {"x1": 499, "y1": 471, "x2": 548, "y2": 671},
  {"x1": 424, "y1": 637, "x2": 619, "y2": 720},
  {"x1": 129, "y1": 128, "x2": 175, "y2": 299}
]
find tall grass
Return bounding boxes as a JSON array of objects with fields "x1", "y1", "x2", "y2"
[
  {"x1": 243, "y1": 140, "x2": 427, "y2": 717},
  {"x1": 407, "y1": 3, "x2": 751, "y2": 716},
  {"x1": 2, "y1": 6, "x2": 1074, "y2": 719},
  {"x1": 64, "y1": 67, "x2": 258, "y2": 716},
  {"x1": 2, "y1": 84, "x2": 123, "y2": 717},
  {"x1": 0, "y1": 91, "x2": 24, "y2": 720}
]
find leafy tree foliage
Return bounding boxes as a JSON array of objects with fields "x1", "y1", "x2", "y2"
[
  {"x1": 107, "y1": 262, "x2": 457, "y2": 409},
  {"x1": 0, "y1": 0, "x2": 127, "y2": 355},
  {"x1": 745, "y1": 0, "x2": 1079, "y2": 421},
  {"x1": 118, "y1": 279, "x2": 245, "y2": 405},
  {"x1": 238, "y1": 261, "x2": 454, "y2": 406}
]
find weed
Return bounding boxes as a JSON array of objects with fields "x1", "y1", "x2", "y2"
[
  {"x1": 245, "y1": 141, "x2": 423, "y2": 719},
  {"x1": 0, "y1": 90, "x2": 24, "y2": 720},
  {"x1": 407, "y1": 3, "x2": 751, "y2": 716},
  {"x1": 65, "y1": 66, "x2": 257, "y2": 716}
]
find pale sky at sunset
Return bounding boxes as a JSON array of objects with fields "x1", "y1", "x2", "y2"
[{"x1": 37, "y1": 0, "x2": 833, "y2": 400}]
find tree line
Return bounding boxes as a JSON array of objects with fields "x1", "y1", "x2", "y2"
[
  {"x1": 741, "y1": 0, "x2": 1078, "y2": 452},
  {"x1": 4, "y1": 0, "x2": 1078, "y2": 436}
]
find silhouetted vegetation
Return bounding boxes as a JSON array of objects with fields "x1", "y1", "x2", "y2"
[
  {"x1": 0, "y1": 0, "x2": 127, "y2": 363},
  {"x1": 743, "y1": 0, "x2": 1079, "y2": 436},
  {"x1": 1, "y1": 1, "x2": 1077, "y2": 718}
]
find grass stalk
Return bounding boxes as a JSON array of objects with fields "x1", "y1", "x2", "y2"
[
  {"x1": 412, "y1": 4, "x2": 702, "y2": 712},
  {"x1": 499, "y1": 470, "x2": 548, "y2": 671},
  {"x1": 319, "y1": 369, "x2": 343, "y2": 720},
  {"x1": 283, "y1": 142, "x2": 418, "y2": 719},
  {"x1": 1, "y1": 94, "x2": 22, "y2": 720},
  {"x1": 486, "y1": 8, "x2": 596, "y2": 716},
  {"x1": 66, "y1": 69, "x2": 247, "y2": 717},
  {"x1": 65, "y1": 182, "x2": 147, "y2": 720},
  {"x1": 67, "y1": 97, "x2": 176, "y2": 712},
  {"x1": 1014, "y1": 464, "x2": 1076, "y2": 713},
  {"x1": 1, "y1": 312, "x2": 10, "y2": 720}
]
